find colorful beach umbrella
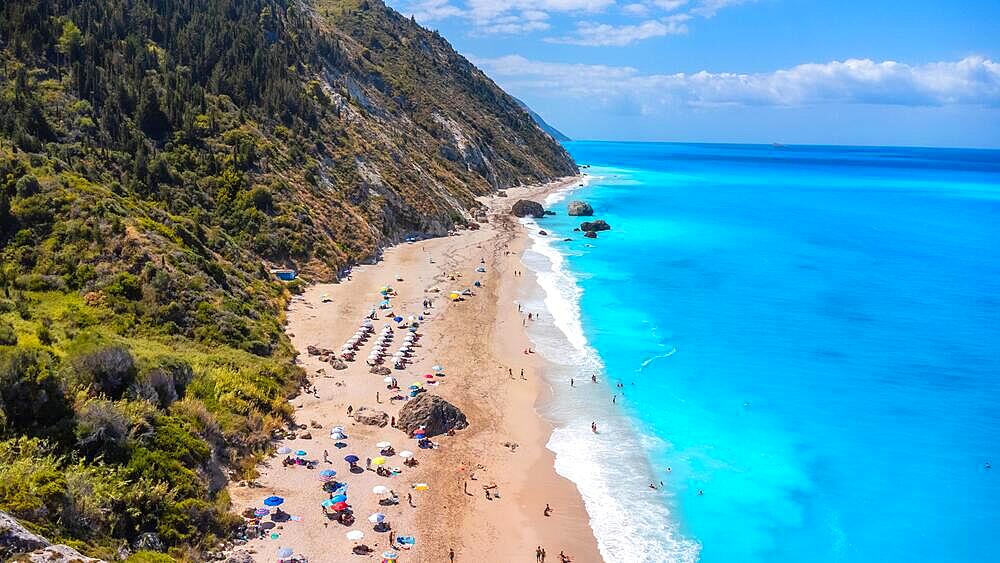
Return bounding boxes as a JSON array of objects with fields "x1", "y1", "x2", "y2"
[
  {"x1": 295, "y1": 450, "x2": 307, "y2": 456},
  {"x1": 331, "y1": 501, "x2": 349, "y2": 512},
  {"x1": 321, "y1": 498, "x2": 336, "y2": 508},
  {"x1": 345, "y1": 455, "x2": 360, "y2": 463},
  {"x1": 413, "y1": 483, "x2": 429, "y2": 491},
  {"x1": 383, "y1": 551, "x2": 399, "y2": 560},
  {"x1": 330, "y1": 494, "x2": 348, "y2": 503},
  {"x1": 372, "y1": 457, "x2": 386, "y2": 466},
  {"x1": 253, "y1": 508, "x2": 270, "y2": 517},
  {"x1": 263, "y1": 496, "x2": 284, "y2": 507}
]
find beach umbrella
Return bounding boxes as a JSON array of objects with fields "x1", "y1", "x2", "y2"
[
  {"x1": 253, "y1": 508, "x2": 270, "y2": 517},
  {"x1": 368, "y1": 513, "x2": 386, "y2": 524},
  {"x1": 277, "y1": 547, "x2": 294, "y2": 558},
  {"x1": 383, "y1": 551, "x2": 399, "y2": 560},
  {"x1": 413, "y1": 483, "x2": 429, "y2": 491},
  {"x1": 346, "y1": 530, "x2": 365, "y2": 542},
  {"x1": 372, "y1": 485, "x2": 389, "y2": 496},
  {"x1": 424, "y1": 374, "x2": 435, "y2": 380},
  {"x1": 383, "y1": 377, "x2": 395, "y2": 384},
  {"x1": 294, "y1": 450, "x2": 306, "y2": 457},
  {"x1": 320, "y1": 469, "x2": 337, "y2": 477},
  {"x1": 321, "y1": 498, "x2": 337, "y2": 508},
  {"x1": 393, "y1": 316, "x2": 403, "y2": 323},
  {"x1": 345, "y1": 455, "x2": 360, "y2": 463},
  {"x1": 432, "y1": 364, "x2": 443, "y2": 372},
  {"x1": 399, "y1": 450, "x2": 414, "y2": 459},
  {"x1": 376, "y1": 441, "x2": 392, "y2": 449},
  {"x1": 276, "y1": 447, "x2": 291, "y2": 455},
  {"x1": 372, "y1": 457, "x2": 386, "y2": 466},
  {"x1": 332, "y1": 501, "x2": 349, "y2": 512},
  {"x1": 332, "y1": 432, "x2": 347, "y2": 440},
  {"x1": 319, "y1": 475, "x2": 336, "y2": 483},
  {"x1": 331, "y1": 494, "x2": 348, "y2": 503},
  {"x1": 263, "y1": 496, "x2": 284, "y2": 507}
]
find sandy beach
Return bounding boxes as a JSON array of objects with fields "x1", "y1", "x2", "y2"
[{"x1": 228, "y1": 176, "x2": 601, "y2": 563}]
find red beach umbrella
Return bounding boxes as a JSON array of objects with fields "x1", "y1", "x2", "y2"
[{"x1": 331, "y1": 501, "x2": 349, "y2": 512}]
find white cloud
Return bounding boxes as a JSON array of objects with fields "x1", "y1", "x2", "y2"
[
  {"x1": 472, "y1": 55, "x2": 1000, "y2": 109},
  {"x1": 692, "y1": 0, "x2": 753, "y2": 17},
  {"x1": 547, "y1": 15, "x2": 691, "y2": 46},
  {"x1": 652, "y1": 0, "x2": 689, "y2": 11},
  {"x1": 621, "y1": 3, "x2": 650, "y2": 16},
  {"x1": 407, "y1": 0, "x2": 464, "y2": 21}
]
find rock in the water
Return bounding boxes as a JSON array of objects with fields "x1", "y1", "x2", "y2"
[
  {"x1": 306, "y1": 345, "x2": 321, "y2": 356},
  {"x1": 567, "y1": 200, "x2": 594, "y2": 216},
  {"x1": 330, "y1": 358, "x2": 348, "y2": 370},
  {"x1": 396, "y1": 393, "x2": 468, "y2": 437},
  {"x1": 584, "y1": 231, "x2": 597, "y2": 239},
  {"x1": 544, "y1": 210, "x2": 556, "y2": 216},
  {"x1": 510, "y1": 199, "x2": 545, "y2": 218},
  {"x1": 579, "y1": 219, "x2": 611, "y2": 232},
  {"x1": 352, "y1": 407, "x2": 389, "y2": 427},
  {"x1": 538, "y1": 230, "x2": 547, "y2": 236}
]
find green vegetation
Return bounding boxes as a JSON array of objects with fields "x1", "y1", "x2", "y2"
[{"x1": 0, "y1": 0, "x2": 575, "y2": 559}]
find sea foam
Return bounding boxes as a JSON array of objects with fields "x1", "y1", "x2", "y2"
[{"x1": 519, "y1": 176, "x2": 700, "y2": 562}]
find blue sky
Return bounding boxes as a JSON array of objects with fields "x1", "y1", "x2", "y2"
[{"x1": 386, "y1": 0, "x2": 1000, "y2": 147}]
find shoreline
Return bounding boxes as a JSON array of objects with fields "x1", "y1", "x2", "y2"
[{"x1": 227, "y1": 175, "x2": 602, "y2": 562}]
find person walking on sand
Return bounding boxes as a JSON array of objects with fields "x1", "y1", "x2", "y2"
[
  {"x1": 543, "y1": 503, "x2": 552, "y2": 517},
  {"x1": 407, "y1": 492, "x2": 414, "y2": 507},
  {"x1": 541, "y1": 548, "x2": 546, "y2": 562},
  {"x1": 323, "y1": 449, "x2": 330, "y2": 463},
  {"x1": 449, "y1": 548, "x2": 455, "y2": 561},
  {"x1": 536, "y1": 546, "x2": 543, "y2": 562}
]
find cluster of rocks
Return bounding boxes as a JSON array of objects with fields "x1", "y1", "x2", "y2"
[
  {"x1": 579, "y1": 219, "x2": 611, "y2": 238},
  {"x1": 306, "y1": 345, "x2": 347, "y2": 370},
  {"x1": 510, "y1": 199, "x2": 611, "y2": 239}
]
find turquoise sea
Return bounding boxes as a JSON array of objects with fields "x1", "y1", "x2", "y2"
[{"x1": 518, "y1": 142, "x2": 1000, "y2": 562}]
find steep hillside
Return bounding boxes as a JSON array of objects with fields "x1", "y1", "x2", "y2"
[{"x1": 0, "y1": 0, "x2": 575, "y2": 559}]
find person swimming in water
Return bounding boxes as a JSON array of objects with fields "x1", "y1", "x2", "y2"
[{"x1": 591, "y1": 421, "x2": 598, "y2": 433}]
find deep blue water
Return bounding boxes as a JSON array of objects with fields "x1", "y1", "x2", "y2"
[{"x1": 535, "y1": 142, "x2": 1000, "y2": 562}]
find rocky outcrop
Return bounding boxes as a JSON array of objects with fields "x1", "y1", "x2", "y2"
[
  {"x1": 352, "y1": 407, "x2": 389, "y2": 427},
  {"x1": 1, "y1": 511, "x2": 102, "y2": 562},
  {"x1": 567, "y1": 201, "x2": 593, "y2": 216},
  {"x1": 397, "y1": 393, "x2": 468, "y2": 437},
  {"x1": 329, "y1": 358, "x2": 348, "y2": 370},
  {"x1": 224, "y1": 550, "x2": 255, "y2": 563},
  {"x1": 510, "y1": 200, "x2": 546, "y2": 218},
  {"x1": 580, "y1": 220, "x2": 611, "y2": 232},
  {"x1": 584, "y1": 231, "x2": 597, "y2": 239}
]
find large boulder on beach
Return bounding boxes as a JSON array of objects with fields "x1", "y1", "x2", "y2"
[
  {"x1": 352, "y1": 407, "x2": 389, "y2": 427},
  {"x1": 396, "y1": 393, "x2": 468, "y2": 437},
  {"x1": 510, "y1": 199, "x2": 545, "y2": 218},
  {"x1": 567, "y1": 201, "x2": 593, "y2": 216},
  {"x1": 580, "y1": 219, "x2": 611, "y2": 232},
  {"x1": 329, "y1": 358, "x2": 348, "y2": 370}
]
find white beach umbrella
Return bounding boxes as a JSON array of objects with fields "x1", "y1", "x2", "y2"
[
  {"x1": 376, "y1": 441, "x2": 392, "y2": 449},
  {"x1": 372, "y1": 485, "x2": 389, "y2": 496},
  {"x1": 383, "y1": 377, "x2": 395, "y2": 384},
  {"x1": 368, "y1": 513, "x2": 386, "y2": 524},
  {"x1": 398, "y1": 450, "x2": 414, "y2": 459},
  {"x1": 346, "y1": 530, "x2": 364, "y2": 542}
]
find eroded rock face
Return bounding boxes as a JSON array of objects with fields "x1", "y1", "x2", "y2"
[
  {"x1": 1, "y1": 511, "x2": 102, "y2": 562},
  {"x1": 580, "y1": 219, "x2": 611, "y2": 232},
  {"x1": 567, "y1": 200, "x2": 593, "y2": 216},
  {"x1": 510, "y1": 199, "x2": 545, "y2": 218},
  {"x1": 352, "y1": 407, "x2": 389, "y2": 427},
  {"x1": 396, "y1": 393, "x2": 468, "y2": 437}
]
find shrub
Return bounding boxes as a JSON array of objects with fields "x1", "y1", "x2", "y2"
[
  {"x1": 0, "y1": 347, "x2": 72, "y2": 439},
  {"x1": 0, "y1": 320, "x2": 16, "y2": 346},
  {"x1": 15, "y1": 174, "x2": 41, "y2": 197},
  {"x1": 72, "y1": 345, "x2": 137, "y2": 399},
  {"x1": 105, "y1": 272, "x2": 143, "y2": 301},
  {"x1": 74, "y1": 399, "x2": 130, "y2": 459}
]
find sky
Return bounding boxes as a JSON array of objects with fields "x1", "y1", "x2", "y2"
[{"x1": 385, "y1": 0, "x2": 1000, "y2": 148}]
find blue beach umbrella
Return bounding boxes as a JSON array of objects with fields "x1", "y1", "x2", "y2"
[
  {"x1": 277, "y1": 547, "x2": 294, "y2": 558},
  {"x1": 295, "y1": 450, "x2": 307, "y2": 456},
  {"x1": 263, "y1": 496, "x2": 284, "y2": 507},
  {"x1": 320, "y1": 469, "x2": 337, "y2": 477},
  {"x1": 393, "y1": 316, "x2": 403, "y2": 323},
  {"x1": 432, "y1": 364, "x2": 443, "y2": 372},
  {"x1": 344, "y1": 454, "x2": 360, "y2": 463},
  {"x1": 331, "y1": 494, "x2": 348, "y2": 503},
  {"x1": 321, "y1": 498, "x2": 337, "y2": 508}
]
